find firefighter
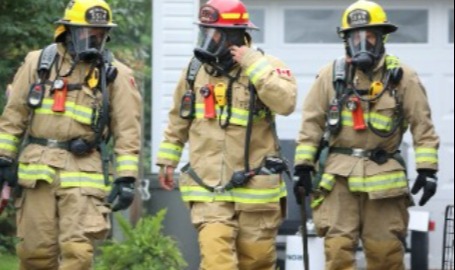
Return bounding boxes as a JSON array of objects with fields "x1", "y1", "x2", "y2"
[
  {"x1": 0, "y1": 0, "x2": 141, "y2": 269},
  {"x1": 156, "y1": 0, "x2": 297, "y2": 269},
  {"x1": 293, "y1": 1, "x2": 439, "y2": 269}
]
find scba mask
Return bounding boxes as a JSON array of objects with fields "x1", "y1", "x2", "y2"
[
  {"x1": 194, "y1": 26, "x2": 246, "y2": 70},
  {"x1": 68, "y1": 26, "x2": 109, "y2": 62},
  {"x1": 346, "y1": 29, "x2": 385, "y2": 72}
]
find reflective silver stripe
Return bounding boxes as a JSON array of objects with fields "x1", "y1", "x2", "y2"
[
  {"x1": 35, "y1": 99, "x2": 92, "y2": 125},
  {"x1": 60, "y1": 172, "x2": 111, "y2": 190},
  {"x1": 415, "y1": 148, "x2": 438, "y2": 164},
  {"x1": 180, "y1": 185, "x2": 284, "y2": 203},
  {"x1": 116, "y1": 155, "x2": 139, "y2": 172},
  {"x1": 348, "y1": 172, "x2": 407, "y2": 192},
  {"x1": 295, "y1": 145, "x2": 317, "y2": 162},
  {"x1": 18, "y1": 163, "x2": 56, "y2": 183},
  {"x1": 158, "y1": 142, "x2": 183, "y2": 161}
]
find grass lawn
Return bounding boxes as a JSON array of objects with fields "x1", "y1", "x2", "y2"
[{"x1": 0, "y1": 253, "x2": 18, "y2": 270}]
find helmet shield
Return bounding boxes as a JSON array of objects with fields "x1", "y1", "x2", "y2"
[
  {"x1": 194, "y1": 26, "x2": 245, "y2": 66},
  {"x1": 69, "y1": 26, "x2": 109, "y2": 61},
  {"x1": 346, "y1": 29, "x2": 384, "y2": 72}
]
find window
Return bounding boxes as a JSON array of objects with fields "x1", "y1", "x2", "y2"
[
  {"x1": 284, "y1": 9, "x2": 342, "y2": 43},
  {"x1": 450, "y1": 10, "x2": 454, "y2": 43},
  {"x1": 248, "y1": 9, "x2": 265, "y2": 43},
  {"x1": 386, "y1": 10, "x2": 429, "y2": 43}
]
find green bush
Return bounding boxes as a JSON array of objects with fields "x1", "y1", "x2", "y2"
[
  {"x1": 95, "y1": 209, "x2": 187, "y2": 270},
  {"x1": 0, "y1": 204, "x2": 17, "y2": 254}
]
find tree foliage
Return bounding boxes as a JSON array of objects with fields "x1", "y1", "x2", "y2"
[{"x1": 0, "y1": 0, "x2": 152, "y2": 169}]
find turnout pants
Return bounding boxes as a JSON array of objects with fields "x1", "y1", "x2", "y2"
[
  {"x1": 190, "y1": 201, "x2": 283, "y2": 270},
  {"x1": 15, "y1": 176, "x2": 110, "y2": 270},
  {"x1": 313, "y1": 177, "x2": 410, "y2": 270}
]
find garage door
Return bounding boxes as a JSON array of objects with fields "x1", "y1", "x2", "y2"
[{"x1": 243, "y1": 0, "x2": 453, "y2": 268}]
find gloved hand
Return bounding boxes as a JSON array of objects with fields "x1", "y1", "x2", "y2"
[
  {"x1": 293, "y1": 165, "x2": 314, "y2": 204},
  {"x1": 0, "y1": 157, "x2": 17, "y2": 188},
  {"x1": 411, "y1": 169, "x2": 437, "y2": 206},
  {"x1": 108, "y1": 177, "x2": 135, "y2": 212}
]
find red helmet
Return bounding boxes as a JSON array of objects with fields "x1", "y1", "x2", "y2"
[{"x1": 198, "y1": 0, "x2": 258, "y2": 30}]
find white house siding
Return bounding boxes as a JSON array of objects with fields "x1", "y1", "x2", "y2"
[{"x1": 152, "y1": 0, "x2": 454, "y2": 268}]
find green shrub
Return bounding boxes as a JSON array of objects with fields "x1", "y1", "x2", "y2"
[
  {"x1": 0, "y1": 204, "x2": 17, "y2": 254},
  {"x1": 95, "y1": 209, "x2": 187, "y2": 270}
]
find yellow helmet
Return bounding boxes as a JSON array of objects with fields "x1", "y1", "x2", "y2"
[
  {"x1": 339, "y1": 0, "x2": 397, "y2": 34},
  {"x1": 54, "y1": 0, "x2": 117, "y2": 41}
]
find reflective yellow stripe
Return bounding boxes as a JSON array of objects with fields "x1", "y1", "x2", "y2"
[
  {"x1": 319, "y1": 174, "x2": 336, "y2": 191},
  {"x1": 415, "y1": 148, "x2": 438, "y2": 164},
  {"x1": 18, "y1": 164, "x2": 56, "y2": 183},
  {"x1": 35, "y1": 99, "x2": 93, "y2": 125},
  {"x1": 0, "y1": 133, "x2": 20, "y2": 153},
  {"x1": 348, "y1": 172, "x2": 407, "y2": 192},
  {"x1": 180, "y1": 182, "x2": 285, "y2": 204},
  {"x1": 221, "y1": 13, "x2": 242, "y2": 19},
  {"x1": 116, "y1": 155, "x2": 139, "y2": 172},
  {"x1": 295, "y1": 145, "x2": 318, "y2": 162},
  {"x1": 60, "y1": 172, "x2": 112, "y2": 190},
  {"x1": 245, "y1": 58, "x2": 272, "y2": 85},
  {"x1": 195, "y1": 104, "x2": 269, "y2": 126},
  {"x1": 158, "y1": 142, "x2": 183, "y2": 162},
  {"x1": 386, "y1": 55, "x2": 400, "y2": 70},
  {"x1": 342, "y1": 111, "x2": 395, "y2": 131},
  {"x1": 242, "y1": 13, "x2": 249, "y2": 19}
]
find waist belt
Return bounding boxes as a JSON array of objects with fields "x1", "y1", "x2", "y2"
[
  {"x1": 181, "y1": 163, "x2": 268, "y2": 193},
  {"x1": 28, "y1": 136, "x2": 70, "y2": 150},
  {"x1": 330, "y1": 147, "x2": 398, "y2": 165}
]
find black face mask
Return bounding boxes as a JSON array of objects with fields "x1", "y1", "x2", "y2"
[
  {"x1": 194, "y1": 26, "x2": 245, "y2": 71},
  {"x1": 346, "y1": 29, "x2": 385, "y2": 72}
]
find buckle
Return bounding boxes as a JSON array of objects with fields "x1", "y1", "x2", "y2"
[
  {"x1": 214, "y1": 186, "x2": 225, "y2": 194},
  {"x1": 351, "y1": 148, "x2": 368, "y2": 158},
  {"x1": 46, "y1": 139, "x2": 60, "y2": 148}
]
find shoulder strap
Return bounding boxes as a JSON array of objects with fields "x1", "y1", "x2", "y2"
[
  {"x1": 186, "y1": 57, "x2": 202, "y2": 90},
  {"x1": 37, "y1": 43, "x2": 58, "y2": 82},
  {"x1": 332, "y1": 56, "x2": 347, "y2": 98}
]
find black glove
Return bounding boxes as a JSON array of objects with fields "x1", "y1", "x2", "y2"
[
  {"x1": 108, "y1": 177, "x2": 135, "y2": 212},
  {"x1": 293, "y1": 165, "x2": 314, "y2": 204},
  {"x1": 411, "y1": 169, "x2": 437, "y2": 206},
  {"x1": 0, "y1": 157, "x2": 17, "y2": 188}
]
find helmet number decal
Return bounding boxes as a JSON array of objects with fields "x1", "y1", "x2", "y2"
[
  {"x1": 348, "y1": 9, "x2": 371, "y2": 27},
  {"x1": 85, "y1": 6, "x2": 110, "y2": 25}
]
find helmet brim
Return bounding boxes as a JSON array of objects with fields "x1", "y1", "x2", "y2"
[
  {"x1": 55, "y1": 19, "x2": 117, "y2": 28},
  {"x1": 340, "y1": 23, "x2": 398, "y2": 34},
  {"x1": 196, "y1": 21, "x2": 259, "y2": 31}
]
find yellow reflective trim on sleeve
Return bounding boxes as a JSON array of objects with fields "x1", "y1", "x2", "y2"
[
  {"x1": 245, "y1": 58, "x2": 272, "y2": 85},
  {"x1": 295, "y1": 145, "x2": 318, "y2": 162},
  {"x1": 0, "y1": 133, "x2": 20, "y2": 153},
  {"x1": 415, "y1": 148, "x2": 438, "y2": 164},
  {"x1": 319, "y1": 173, "x2": 336, "y2": 191},
  {"x1": 116, "y1": 155, "x2": 139, "y2": 172},
  {"x1": 18, "y1": 163, "x2": 56, "y2": 183},
  {"x1": 158, "y1": 142, "x2": 183, "y2": 162}
]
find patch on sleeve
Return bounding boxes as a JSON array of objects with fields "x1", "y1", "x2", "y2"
[{"x1": 275, "y1": 68, "x2": 292, "y2": 78}]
